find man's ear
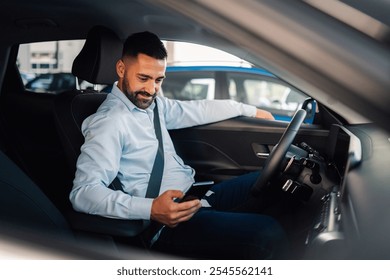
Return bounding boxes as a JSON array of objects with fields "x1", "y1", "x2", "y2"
[{"x1": 116, "y1": 59, "x2": 125, "y2": 78}]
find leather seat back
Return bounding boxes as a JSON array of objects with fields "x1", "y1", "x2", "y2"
[
  {"x1": 54, "y1": 92, "x2": 108, "y2": 175},
  {"x1": 54, "y1": 25, "x2": 122, "y2": 178}
]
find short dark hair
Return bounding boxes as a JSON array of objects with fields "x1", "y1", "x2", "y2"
[{"x1": 122, "y1": 31, "x2": 167, "y2": 60}]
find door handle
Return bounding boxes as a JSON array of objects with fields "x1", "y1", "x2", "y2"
[
  {"x1": 252, "y1": 142, "x2": 271, "y2": 159},
  {"x1": 256, "y1": 152, "x2": 269, "y2": 159}
]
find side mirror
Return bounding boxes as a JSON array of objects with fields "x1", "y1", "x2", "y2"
[{"x1": 301, "y1": 98, "x2": 317, "y2": 124}]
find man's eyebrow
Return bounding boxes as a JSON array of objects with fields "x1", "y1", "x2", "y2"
[{"x1": 137, "y1": 73, "x2": 165, "y2": 80}]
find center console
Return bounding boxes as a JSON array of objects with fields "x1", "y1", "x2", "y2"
[{"x1": 304, "y1": 125, "x2": 361, "y2": 259}]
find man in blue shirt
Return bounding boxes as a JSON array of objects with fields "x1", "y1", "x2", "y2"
[{"x1": 70, "y1": 31, "x2": 287, "y2": 259}]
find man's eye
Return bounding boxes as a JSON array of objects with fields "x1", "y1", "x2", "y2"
[{"x1": 139, "y1": 77, "x2": 148, "y2": 82}]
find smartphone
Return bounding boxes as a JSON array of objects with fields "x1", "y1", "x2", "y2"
[{"x1": 178, "y1": 181, "x2": 214, "y2": 203}]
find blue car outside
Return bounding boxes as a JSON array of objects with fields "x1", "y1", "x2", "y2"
[{"x1": 164, "y1": 65, "x2": 311, "y2": 123}]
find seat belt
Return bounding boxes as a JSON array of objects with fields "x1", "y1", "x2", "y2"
[
  {"x1": 141, "y1": 100, "x2": 166, "y2": 246},
  {"x1": 145, "y1": 100, "x2": 164, "y2": 199},
  {"x1": 107, "y1": 100, "x2": 165, "y2": 244}
]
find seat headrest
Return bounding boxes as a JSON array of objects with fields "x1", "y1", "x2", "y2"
[{"x1": 72, "y1": 26, "x2": 122, "y2": 85}]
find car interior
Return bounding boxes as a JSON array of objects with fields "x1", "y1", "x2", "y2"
[{"x1": 0, "y1": 0, "x2": 390, "y2": 260}]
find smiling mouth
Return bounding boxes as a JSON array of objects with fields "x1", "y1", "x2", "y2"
[
  {"x1": 136, "y1": 92, "x2": 157, "y2": 107},
  {"x1": 137, "y1": 91, "x2": 156, "y2": 99}
]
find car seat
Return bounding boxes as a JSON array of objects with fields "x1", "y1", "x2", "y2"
[{"x1": 0, "y1": 149, "x2": 72, "y2": 236}]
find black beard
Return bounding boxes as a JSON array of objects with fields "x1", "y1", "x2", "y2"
[
  {"x1": 122, "y1": 79, "x2": 156, "y2": 109},
  {"x1": 125, "y1": 90, "x2": 156, "y2": 109}
]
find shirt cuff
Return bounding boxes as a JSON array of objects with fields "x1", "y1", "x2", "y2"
[
  {"x1": 240, "y1": 103, "x2": 257, "y2": 117},
  {"x1": 130, "y1": 196, "x2": 154, "y2": 220}
]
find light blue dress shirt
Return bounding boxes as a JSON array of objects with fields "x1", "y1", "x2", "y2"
[{"x1": 70, "y1": 83, "x2": 257, "y2": 220}]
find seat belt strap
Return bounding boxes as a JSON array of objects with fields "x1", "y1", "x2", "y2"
[
  {"x1": 142, "y1": 101, "x2": 166, "y2": 247},
  {"x1": 145, "y1": 101, "x2": 164, "y2": 198}
]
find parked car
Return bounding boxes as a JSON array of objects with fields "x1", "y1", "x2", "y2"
[
  {"x1": 164, "y1": 66, "x2": 310, "y2": 122},
  {"x1": 19, "y1": 71, "x2": 36, "y2": 84},
  {"x1": 25, "y1": 72, "x2": 76, "y2": 93},
  {"x1": 0, "y1": 0, "x2": 389, "y2": 264}
]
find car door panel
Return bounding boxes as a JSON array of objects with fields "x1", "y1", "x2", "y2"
[{"x1": 170, "y1": 117, "x2": 328, "y2": 183}]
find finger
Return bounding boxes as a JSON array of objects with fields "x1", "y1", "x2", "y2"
[
  {"x1": 175, "y1": 199, "x2": 201, "y2": 211},
  {"x1": 171, "y1": 203, "x2": 201, "y2": 222},
  {"x1": 164, "y1": 189, "x2": 184, "y2": 200},
  {"x1": 174, "y1": 209, "x2": 198, "y2": 224},
  {"x1": 167, "y1": 222, "x2": 179, "y2": 228},
  {"x1": 165, "y1": 203, "x2": 201, "y2": 226},
  {"x1": 167, "y1": 213, "x2": 194, "y2": 227}
]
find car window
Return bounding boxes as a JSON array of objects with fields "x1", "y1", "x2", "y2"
[
  {"x1": 162, "y1": 41, "x2": 312, "y2": 121},
  {"x1": 181, "y1": 78, "x2": 215, "y2": 100},
  {"x1": 17, "y1": 40, "x2": 100, "y2": 93},
  {"x1": 163, "y1": 71, "x2": 216, "y2": 100},
  {"x1": 227, "y1": 72, "x2": 308, "y2": 119}
]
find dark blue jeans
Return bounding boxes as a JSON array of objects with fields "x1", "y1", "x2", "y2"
[{"x1": 152, "y1": 172, "x2": 288, "y2": 259}]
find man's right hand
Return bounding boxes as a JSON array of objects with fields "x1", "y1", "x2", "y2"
[{"x1": 150, "y1": 190, "x2": 201, "y2": 228}]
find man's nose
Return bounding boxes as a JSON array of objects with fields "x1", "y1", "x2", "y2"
[{"x1": 145, "y1": 80, "x2": 157, "y2": 94}]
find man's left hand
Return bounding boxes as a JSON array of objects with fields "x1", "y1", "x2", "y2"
[{"x1": 255, "y1": 109, "x2": 274, "y2": 120}]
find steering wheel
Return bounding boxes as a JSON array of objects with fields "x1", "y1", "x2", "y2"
[{"x1": 251, "y1": 109, "x2": 307, "y2": 197}]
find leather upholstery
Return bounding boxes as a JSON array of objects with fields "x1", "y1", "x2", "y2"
[{"x1": 72, "y1": 25, "x2": 122, "y2": 84}]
